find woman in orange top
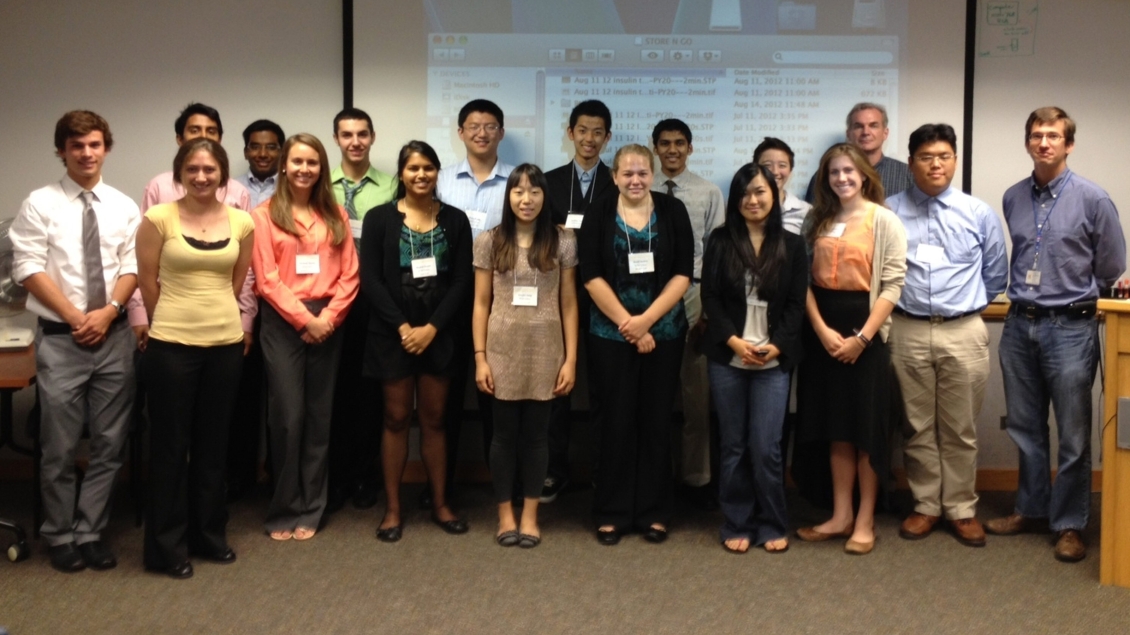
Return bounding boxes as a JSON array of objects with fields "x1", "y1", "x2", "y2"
[
  {"x1": 793, "y1": 143, "x2": 906, "y2": 556},
  {"x1": 251, "y1": 133, "x2": 359, "y2": 541}
]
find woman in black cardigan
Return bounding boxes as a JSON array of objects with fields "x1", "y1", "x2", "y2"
[
  {"x1": 578, "y1": 144, "x2": 693, "y2": 545},
  {"x1": 701, "y1": 164, "x2": 808, "y2": 554},
  {"x1": 360, "y1": 140, "x2": 472, "y2": 542}
]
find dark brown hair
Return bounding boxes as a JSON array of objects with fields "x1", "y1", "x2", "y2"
[
  {"x1": 173, "y1": 138, "x2": 230, "y2": 188},
  {"x1": 1026, "y1": 106, "x2": 1075, "y2": 144},
  {"x1": 54, "y1": 110, "x2": 113, "y2": 159},
  {"x1": 269, "y1": 133, "x2": 348, "y2": 247}
]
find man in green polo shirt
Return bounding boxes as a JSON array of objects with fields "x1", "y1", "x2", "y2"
[{"x1": 327, "y1": 107, "x2": 396, "y2": 512}]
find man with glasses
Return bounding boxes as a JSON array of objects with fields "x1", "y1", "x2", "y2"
[
  {"x1": 885, "y1": 123, "x2": 1007, "y2": 548},
  {"x1": 804, "y1": 102, "x2": 909, "y2": 203},
  {"x1": 235, "y1": 119, "x2": 286, "y2": 208},
  {"x1": 986, "y1": 107, "x2": 1125, "y2": 562}
]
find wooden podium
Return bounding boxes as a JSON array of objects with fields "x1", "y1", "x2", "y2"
[{"x1": 1098, "y1": 300, "x2": 1130, "y2": 587}]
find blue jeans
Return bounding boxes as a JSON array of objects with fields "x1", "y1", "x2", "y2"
[
  {"x1": 709, "y1": 361, "x2": 791, "y2": 544},
  {"x1": 998, "y1": 311, "x2": 1098, "y2": 532}
]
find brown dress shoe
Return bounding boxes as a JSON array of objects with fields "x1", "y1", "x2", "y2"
[
  {"x1": 796, "y1": 523, "x2": 854, "y2": 542},
  {"x1": 950, "y1": 518, "x2": 987, "y2": 547},
  {"x1": 983, "y1": 513, "x2": 1048, "y2": 536},
  {"x1": 899, "y1": 513, "x2": 941, "y2": 540},
  {"x1": 1054, "y1": 530, "x2": 1086, "y2": 562}
]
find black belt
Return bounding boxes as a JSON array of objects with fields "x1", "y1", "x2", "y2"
[
  {"x1": 1008, "y1": 300, "x2": 1097, "y2": 320},
  {"x1": 38, "y1": 313, "x2": 126, "y2": 335},
  {"x1": 892, "y1": 307, "x2": 981, "y2": 325}
]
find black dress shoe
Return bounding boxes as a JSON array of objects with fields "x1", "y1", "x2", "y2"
[
  {"x1": 431, "y1": 514, "x2": 469, "y2": 535},
  {"x1": 48, "y1": 543, "x2": 86, "y2": 573},
  {"x1": 325, "y1": 487, "x2": 347, "y2": 515},
  {"x1": 147, "y1": 561, "x2": 194, "y2": 580},
  {"x1": 77, "y1": 541, "x2": 117, "y2": 570},
  {"x1": 191, "y1": 547, "x2": 237, "y2": 564},
  {"x1": 643, "y1": 526, "x2": 669, "y2": 544},
  {"x1": 353, "y1": 482, "x2": 380, "y2": 510},
  {"x1": 596, "y1": 528, "x2": 621, "y2": 546},
  {"x1": 376, "y1": 524, "x2": 403, "y2": 543}
]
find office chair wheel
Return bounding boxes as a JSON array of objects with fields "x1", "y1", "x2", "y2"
[{"x1": 7, "y1": 541, "x2": 29, "y2": 563}]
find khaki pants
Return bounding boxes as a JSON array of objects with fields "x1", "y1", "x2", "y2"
[{"x1": 888, "y1": 313, "x2": 989, "y2": 519}]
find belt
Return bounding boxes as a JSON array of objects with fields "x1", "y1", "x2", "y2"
[
  {"x1": 1008, "y1": 300, "x2": 1097, "y2": 320},
  {"x1": 892, "y1": 307, "x2": 981, "y2": 325},
  {"x1": 38, "y1": 313, "x2": 126, "y2": 335}
]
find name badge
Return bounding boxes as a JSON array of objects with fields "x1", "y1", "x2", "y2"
[
  {"x1": 565, "y1": 213, "x2": 584, "y2": 229},
  {"x1": 513, "y1": 286, "x2": 538, "y2": 306},
  {"x1": 1025, "y1": 269, "x2": 1042, "y2": 286},
  {"x1": 915, "y1": 243, "x2": 945, "y2": 265},
  {"x1": 824, "y1": 222, "x2": 847, "y2": 238},
  {"x1": 349, "y1": 219, "x2": 363, "y2": 239},
  {"x1": 466, "y1": 210, "x2": 488, "y2": 231},
  {"x1": 295, "y1": 254, "x2": 320, "y2": 275},
  {"x1": 412, "y1": 257, "x2": 438, "y2": 279},
  {"x1": 628, "y1": 252, "x2": 655, "y2": 274}
]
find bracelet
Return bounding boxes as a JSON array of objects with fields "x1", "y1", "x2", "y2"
[{"x1": 852, "y1": 329, "x2": 871, "y2": 347}]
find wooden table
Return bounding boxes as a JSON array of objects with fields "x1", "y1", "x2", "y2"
[{"x1": 1098, "y1": 300, "x2": 1130, "y2": 587}]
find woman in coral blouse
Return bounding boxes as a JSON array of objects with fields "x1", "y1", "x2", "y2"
[{"x1": 251, "y1": 133, "x2": 359, "y2": 542}]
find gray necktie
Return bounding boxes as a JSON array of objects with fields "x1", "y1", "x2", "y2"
[
  {"x1": 342, "y1": 179, "x2": 364, "y2": 220},
  {"x1": 81, "y1": 191, "x2": 107, "y2": 311},
  {"x1": 665, "y1": 180, "x2": 676, "y2": 196}
]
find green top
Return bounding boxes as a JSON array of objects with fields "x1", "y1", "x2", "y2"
[{"x1": 331, "y1": 164, "x2": 396, "y2": 219}]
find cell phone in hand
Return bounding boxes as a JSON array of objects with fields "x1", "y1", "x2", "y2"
[{"x1": 755, "y1": 349, "x2": 768, "y2": 357}]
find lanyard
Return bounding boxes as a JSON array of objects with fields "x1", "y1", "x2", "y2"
[
  {"x1": 569, "y1": 163, "x2": 598, "y2": 212},
  {"x1": 1029, "y1": 173, "x2": 1072, "y2": 270},
  {"x1": 618, "y1": 206, "x2": 653, "y2": 255}
]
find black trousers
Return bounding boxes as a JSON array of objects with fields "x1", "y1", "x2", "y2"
[
  {"x1": 328, "y1": 301, "x2": 382, "y2": 495},
  {"x1": 546, "y1": 294, "x2": 592, "y2": 482},
  {"x1": 490, "y1": 398, "x2": 551, "y2": 502},
  {"x1": 588, "y1": 335, "x2": 683, "y2": 530},
  {"x1": 227, "y1": 312, "x2": 264, "y2": 492},
  {"x1": 143, "y1": 339, "x2": 243, "y2": 569}
]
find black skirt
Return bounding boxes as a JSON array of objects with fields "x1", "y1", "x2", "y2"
[
  {"x1": 362, "y1": 271, "x2": 457, "y2": 380},
  {"x1": 791, "y1": 286, "x2": 905, "y2": 508}
]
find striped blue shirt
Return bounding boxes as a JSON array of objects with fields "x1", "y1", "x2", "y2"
[
  {"x1": 437, "y1": 158, "x2": 514, "y2": 240},
  {"x1": 887, "y1": 184, "x2": 1008, "y2": 316}
]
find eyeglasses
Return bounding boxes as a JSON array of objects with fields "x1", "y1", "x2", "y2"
[
  {"x1": 247, "y1": 143, "x2": 281, "y2": 152},
  {"x1": 463, "y1": 124, "x2": 501, "y2": 134},
  {"x1": 1028, "y1": 133, "x2": 1064, "y2": 143},
  {"x1": 913, "y1": 153, "x2": 955, "y2": 165}
]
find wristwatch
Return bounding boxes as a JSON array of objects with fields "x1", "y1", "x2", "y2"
[{"x1": 109, "y1": 300, "x2": 126, "y2": 316}]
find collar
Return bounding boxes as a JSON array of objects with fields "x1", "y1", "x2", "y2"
[
  {"x1": 331, "y1": 164, "x2": 383, "y2": 186},
  {"x1": 908, "y1": 183, "x2": 958, "y2": 210},
  {"x1": 455, "y1": 157, "x2": 511, "y2": 182},
  {"x1": 573, "y1": 159, "x2": 601, "y2": 180},
  {"x1": 61, "y1": 174, "x2": 104, "y2": 202},
  {"x1": 1030, "y1": 167, "x2": 1072, "y2": 195},
  {"x1": 782, "y1": 190, "x2": 807, "y2": 212},
  {"x1": 661, "y1": 168, "x2": 694, "y2": 188},
  {"x1": 246, "y1": 173, "x2": 277, "y2": 187}
]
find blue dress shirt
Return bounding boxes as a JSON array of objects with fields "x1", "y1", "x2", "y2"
[
  {"x1": 234, "y1": 173, "x2": 277, "y2": 209},
  {"x1": 436, "y1": 158, "x2": 514, "y2": 240},
  {"x1": 1001, "y1": 168, "x2": 1126, "y2": 306},
  {"x1": 887, "y1": 184, "x2": 1008, "y2": 316}
]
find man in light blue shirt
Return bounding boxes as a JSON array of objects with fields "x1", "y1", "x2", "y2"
[
  {"x1": 886, "y1": 123, "x2": 1007, "y2": 548},
  {"x1": 234, "y1": 119, "x2": 285, "y2": 209},
  {"x1": 987, "y1": 107, "x2": 1125, "y2": 563},
  {"x1": 436, "y1": 99, "x2": 514, "y2": 240}
]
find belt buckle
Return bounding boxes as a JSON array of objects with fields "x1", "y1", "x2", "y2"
[
  {"x1": 1023, "y1": 305, "x2": 1039, "y2": 319},
  {"x1": 929, "y1": 315, "x2": 945, "y2": 325}
]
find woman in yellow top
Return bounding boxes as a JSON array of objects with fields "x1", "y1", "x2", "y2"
[
  {"x1": 793, "y1": 143, "x2": 906, "y2": 556},
  {"x1": 137, "y1": 138, "x2": 255, "y2": 579}
]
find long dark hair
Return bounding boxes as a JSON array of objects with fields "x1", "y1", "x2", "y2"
[
  {"x1": 270, "y1": 133, "x2": 348, "y2": 246},
  {"x1": 394, "y1": 140, "x2": 442, "y2": 201},
  {"x1": 806, "y1": 143, "x2": 885, "y2": 244},
  {"x1": 492, "y1": 164, "x2": 559, "y2": 273},
  {"x1": 719, "y1": 164, "x2": 786, "y2": 302}
]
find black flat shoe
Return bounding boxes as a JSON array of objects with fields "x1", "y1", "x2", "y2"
[
  {"x1": 353, "y1": 482, "x2": 380, "y2": 510},
  {"x1": 147, "y1": 561, "x2": 194, "y2": 580},
  {"x1": 48, "y1": 542, "x2": 86, "y2": 573},
  {"x1": 597, "y1": 528, "x2": 621, "y2": 546},
  {"x1": 643, "y1": 526, "x2": 669, "y2": 544},
  {"x1": 518, "y1": 533, "x2": 541, "y2": 549},
  {"x1": 376, "y1": 524, "x2": 403, "y2": 543},
  {"x1": 496, "y1": 530, "x2": 519, "y2": 547},
  {"x1": 191, "y1": 547, "x2": 237, "y2": 564},
  {"x1": 77, "y1": 540, "x2": 117, "y2": 570},
  {"x1": 431, "y1": 514, "x2": 469, "y2": 535}
]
